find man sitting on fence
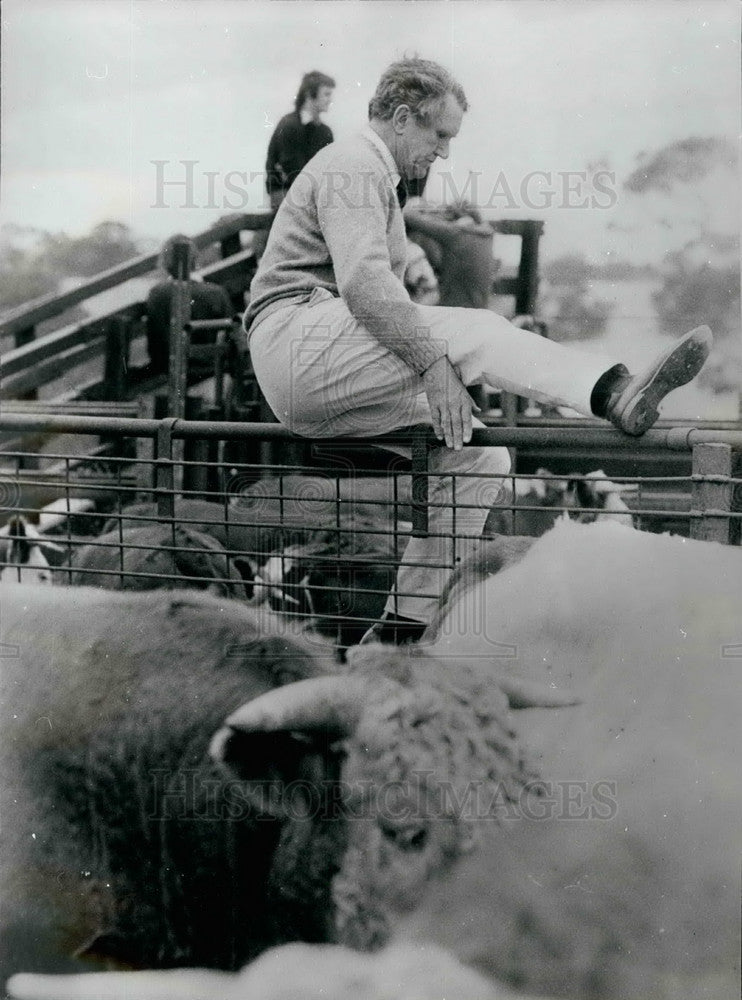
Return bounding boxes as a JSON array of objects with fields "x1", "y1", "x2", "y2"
[{"x1": 243, "y1": 57, "x2": 712, "y2": 645}]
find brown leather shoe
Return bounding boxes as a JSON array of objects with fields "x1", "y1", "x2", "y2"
[{"x1": 605, "y1": 326, "x2": 713, "y2": 436}]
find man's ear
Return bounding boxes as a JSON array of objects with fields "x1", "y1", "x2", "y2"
[{"x1": 392, "y1": 104, "x2": 410, "y2": 132}]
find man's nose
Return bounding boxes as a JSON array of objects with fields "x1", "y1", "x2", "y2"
[{"x1": 435, "y1": 140, "x2": 450, "y2": 160}]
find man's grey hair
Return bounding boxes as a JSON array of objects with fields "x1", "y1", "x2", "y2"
[{"x1": 368, "y1": 58, "x2": 468, "y2": 125}]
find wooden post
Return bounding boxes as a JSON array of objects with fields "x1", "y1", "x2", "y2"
[
  {"x1": 12, "y1": 325, "x2": 38, "y2": 401},
  {"x1": 501, "y1": 392, "x2": 519, "y2": 426},
  {"x1": 166, "y1": 238, "x2": 192, "y2": 495},
  {"x1": 690, "y1": 442, "x2": 732, "y2": 543},
  {"x1": 13, "y1": 325, "x2": 35, "y2": 349},
  {"x1": 515, "y1": 222, "x2": 542, "y2": 316},
  {"x1": 220, "y1": 233, "x2": 241, "y2": 259},
  {"x1": 213, "y1": 329, "x2": 227, "y2": 413},
  {"x1": 104, "y1": 315, "x2": 129, "y2": 401},
  {"x1": 731, "y1": 448, "x2": 742, "y2": 546},
  {"x1": 167, "y1": 238, "x2": 192, "y2": 419}
]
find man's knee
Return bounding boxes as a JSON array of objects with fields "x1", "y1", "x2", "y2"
[
  {"x1": 434, "y1": 444, "x2": 510, "y2": 502},
  {"x1": 467, "y1": 446, "x2": 511, "y2": 504},
  {"x1": 438, "y1": 443, "x2": 509, "y2": 475}
]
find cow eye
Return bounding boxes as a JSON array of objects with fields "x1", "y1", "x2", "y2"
[{"x1": 380, "y1": 820, "x2": 428, "y2": 851}]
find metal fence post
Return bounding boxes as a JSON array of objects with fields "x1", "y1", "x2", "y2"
[
  {"x1": 690, "y1": 441, "x2": 732, "y2": 543},
  {"x1": 183, "y1": 396, "x2": 209, "y2": 497},
  {"x1": 154, "y1": 418, "x2": 178, "y2": 520},
  {"x1": 411, "y1": 427, "x2": 430, "y2": 537}
]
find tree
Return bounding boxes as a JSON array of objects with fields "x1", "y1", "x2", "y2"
[
  {"x1": 652, "y1": 247, "x2": 739, "y2": 343},
  {"x1": 623, "y1": 137, "x2": 740, "y2": 346},
  {"x1": 0, "y1": 243, "x2": 58, "y2": 310},
  {"x1": 41, "y1": 221, "x2": 141, "y2": 277},
  {"x1": 540, "y1": 255, "x2": 613, "y2": 342},
  {"x1": 625, "y1": 137, "x2": 737, "y2": 194},
  {"x1": 0, "y1": 221, "x2": 144, "y2": 316}
]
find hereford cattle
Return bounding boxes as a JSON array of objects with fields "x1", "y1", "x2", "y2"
[
  {"x1": 6, "y1": 942, "x2": 519, "y2": 1000},
  {"x1": 484, "y1": 468, "x2": 636, "y2": 536},
  {"x1": 420, "y1": 519, "x2": 741, "y2": 997},
  {"x1": 105, "y1": 473, "x2": 409, "y2": 561},
  {"x1": 0, "y1": 517, "x2": 60, "y2": 586},
  {"x1": 0, "y1": 584, "x2": 560, "y2": 983},
  {"x1": 66, "y1": 523, "x2": 252, "y2": 597}
]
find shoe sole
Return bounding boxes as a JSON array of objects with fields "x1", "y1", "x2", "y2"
[{"x1": 615, "y1": 326, "x2": 713, "y2": 436}]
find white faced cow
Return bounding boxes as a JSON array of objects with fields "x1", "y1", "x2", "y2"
[
  {"x1": 420, "y1": 519, "x2": 741, "y2": 998},
  {"x1": 0, "y1": 517, "x2": 60, "y2": 586}
]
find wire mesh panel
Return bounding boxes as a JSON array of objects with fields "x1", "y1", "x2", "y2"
[{"x1": 1, "y1": 415, "x2": 740, "y2": 657}]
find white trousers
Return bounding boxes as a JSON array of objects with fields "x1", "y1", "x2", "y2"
[{"x1": 249, "y1": 289, "x2": 620, "y2": 623}]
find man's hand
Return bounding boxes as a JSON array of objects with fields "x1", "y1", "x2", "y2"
[{"x1": 421, "y1": 356, "x2": 479, "y2": 450}]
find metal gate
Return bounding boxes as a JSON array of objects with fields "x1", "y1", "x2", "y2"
[{"x1": 2, "y1": 414, "x2": 741, "y2": 651}]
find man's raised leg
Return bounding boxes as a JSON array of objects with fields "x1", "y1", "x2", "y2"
[{"x1": 421, "y1": 304, "x2": 712, "y2": 434}]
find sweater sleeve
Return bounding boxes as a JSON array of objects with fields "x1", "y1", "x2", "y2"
[
  {"x1": 403, "y1": 210, "x2": 457, "y2": 247},
  {"x1": 315, "y1": 158, "x2": 447, "y2": 375}
]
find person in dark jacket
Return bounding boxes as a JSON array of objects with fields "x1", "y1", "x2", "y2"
[
  {"x1": 145, "y1": 235, "x2": 232, "y2": 376},
  {"x1": 265, "y1": 70, "x2": 336, "y2": 210},
  {"x1": 404, "y1": 201, "x2": 497, "y2": 309}
]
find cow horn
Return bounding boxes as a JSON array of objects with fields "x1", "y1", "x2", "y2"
[{"x1": 209, "y1": 676, "x2": 371, "y2": 760}]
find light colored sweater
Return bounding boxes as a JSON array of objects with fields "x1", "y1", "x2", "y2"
[{"x1": 245, "y1": 129, "x2": 447, "y2": 374}]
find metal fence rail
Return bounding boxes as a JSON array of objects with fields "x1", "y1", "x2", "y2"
[{"x1": 2, "y1": 415, "x2": 741, "y2": 653}]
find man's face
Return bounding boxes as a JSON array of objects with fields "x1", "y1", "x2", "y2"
[
  {"x1": 313, "y1": 85, "x2": 334, "y2": 113},
  {"x1": 394, "y1": 92, "x2": 464, "y2": 180}
]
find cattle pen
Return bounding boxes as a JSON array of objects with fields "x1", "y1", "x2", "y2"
[
  {"x1": 1, "y1": 215, "x2": 742, "y2": 998},
  {"x1": 2, "y1": 211, "x2": 741, "y2": 651},
  {"x1": 1, "y1": 411, "x2": 741, "y2": 652}
]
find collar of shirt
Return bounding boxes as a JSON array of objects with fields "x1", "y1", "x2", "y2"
[{"x1": 361, "y1": 125, "x2": 400, "y2": 190}]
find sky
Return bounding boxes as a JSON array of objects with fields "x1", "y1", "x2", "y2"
[{"x1": 1, "y1": 0, "x2": 740, "y2": 266}]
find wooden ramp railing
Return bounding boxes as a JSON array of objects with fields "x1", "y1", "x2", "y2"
[
  {"x1": 0, "y1": 213, "x2": 274, "y2": 404},
  {"x1": 0, "y1": 215, "x2": 544, "y2": 408}
]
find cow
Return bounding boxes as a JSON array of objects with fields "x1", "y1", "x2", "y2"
[
  {"x1": 0, "y1": 583, "x2": 565, "y2": 983},
  {"x1": 484, "y1": 469, "x2": 636, "y2": 537},
  {"x1": 66, "y1": 523, "x2": 254, "y2": 597},
  {"x1": 104, "y1": 474, "x2": 410, "y2": 560},
  {"x1": 0, "y1": 517, "x2": 62, "y2": 586},
  {"x1": 0, "y1": 586, "x2": 335, "y2": 980},
  {"x1": 417, "y1": 519, "x2": 741, "y2": 997},
  {"x1": 95, "y1": 490, "x2": 406, "y2": 650},
  {"x1": 7, "y1": 520, "x2": 735, "y2": 998},
  {"x1": 250, "y1": 534, "x2": 398, "y2": 652},
  {"x1": 430, "y1": 533, "x2": 537, "y2": 632},
  {"x1": 5, "y1": 942, "x2": 519, "y2": 1000}
]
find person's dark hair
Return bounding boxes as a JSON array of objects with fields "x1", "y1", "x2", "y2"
[
  {"x1": 295, "y1": 71, "x2": 336, "y2": 111},
  {"x1": 368, "y1": 58, "x2": 468, "y2": 125},
  {"x1": 159, "y1": 234, "x2": 197, "y2": 278}
]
